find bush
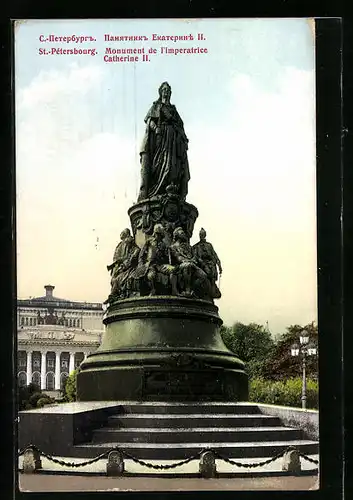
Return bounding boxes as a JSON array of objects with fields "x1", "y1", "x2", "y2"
[
  {"x1": 29, "y1": 392, "x2": 44, "y2": 407},
  {"x1": 249, "y1": 377, "x2": 318, "y2": 409},
  {"x1": 18, "y1": 384, "x2": 56, "y2": 410},
  {"x1": 36, "y1": 396, "x2": 55, "y2": 408},
  {"x1": 63, "y1": 369, "x2": 77, "y2": 402}
]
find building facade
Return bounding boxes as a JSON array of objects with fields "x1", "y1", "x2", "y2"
[{"x1": 17, "y1": 285, "x2": 104, "y2": 395}]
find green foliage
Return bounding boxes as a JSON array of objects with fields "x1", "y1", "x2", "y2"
[
  {"x1": 62, "y1": 369, "x2": 77, "y2": 402},
  {"x1": 18, "y1": 384, "x2": 55, "y2": 410},
  {"x1": 221, "y1": 322, "x2": 275, "y2": 378},
  {"x1": 221, "y1": 320, "x2": 318, "y2": 383},
  {"x1": 29, "y1": 392, "x2": 44, "y2": 407},
  {"x1": 261, "y1": 322, "x2": 318, "y2": 380},
  {"x1": 36, "y1": 396, "x2": 54, "y2": 408},
  {"x1": 249, "y1": 377, "x2": 318, "y2": 409},
  {"x1": 18, "y1": 382, "x2": 39, "y2": 410}
]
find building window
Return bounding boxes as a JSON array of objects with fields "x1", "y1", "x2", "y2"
[
  {"x1": 32, "y1": 352, "x2": 41, "y2": 371},
  {"x1": 46, "y1": 372, "x2": 55, "y2": 391},
  {"x1": 18, "y1": 372, "x2": 27, "y2": 387},
  {"x1": 32, "y1": 371, "x2": 41, "y2": 389},
  {"x1": 74, "y1": 353, "x2": 84, "y2": 369},
  {"x1": 48, "y1": 359, "x2": 54, "y2": 368},
  {"x1": 20, "y1": 317, "x2": 25, "y2": 326},
  {"x1": 60, "y1": 372, "x2": 69, "y2": 391},
  {"x1": 18, "y1": 351, "x2": 26, "y2": 369},
  {"x1": 60, "y1": 353, "x2": 69, "y2": 373},
  {"x1": 25, "y1": 317, "x2": 29, "y2": 326}
]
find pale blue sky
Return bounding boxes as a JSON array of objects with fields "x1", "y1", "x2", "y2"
[{"x1": 15, "y1": 18, "x2": 316, "y2": 334}]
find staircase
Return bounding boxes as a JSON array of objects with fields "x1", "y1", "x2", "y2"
[{"x1": 73, "y1": 402, "x2": 319, "y2": 460}]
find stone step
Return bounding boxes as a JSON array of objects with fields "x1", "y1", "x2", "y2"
[
  {"x1": 107, "y1": 413, "x2": 282, "y2": 428},
  {"x1": 91, "y1": 426, "x2": 303, "y2": 444},
  {"x1": 74, "y1": 439, "x2": 319, "y2": 460},
  {"x1": 116, "y1": 402, "x2": 261, "y2": 415}
]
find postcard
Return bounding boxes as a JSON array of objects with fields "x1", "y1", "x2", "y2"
[{"x1": 15, "y1": 18, "x2": 320, "y2": 492}]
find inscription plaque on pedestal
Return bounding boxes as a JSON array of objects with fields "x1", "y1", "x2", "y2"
[{"x1": 143, "y1": 369, "x2": 224, "y2": 400}]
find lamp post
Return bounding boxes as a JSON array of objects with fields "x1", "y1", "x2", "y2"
[{"x1": 290, "y1": 330, "x2": 317, "y2": 409}]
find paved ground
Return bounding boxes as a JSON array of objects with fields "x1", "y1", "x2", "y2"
[{"x1": 19, "y1": 473, "x2": 319, "y2": 491}]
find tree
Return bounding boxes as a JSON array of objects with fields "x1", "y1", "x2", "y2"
[
  {"x1": 261, "y1": 322, "x2": 318, "y2": 380},
  {"x1": 221, "y1": 322, "x2": 275, "y2": 378},
  {"x1": 63, "y1": 369, "x2": 77, "y2": 402}
]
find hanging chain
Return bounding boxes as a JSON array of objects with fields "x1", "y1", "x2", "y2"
[
  {"x1": 210, "y1": 448, "x2": 289, "y2": 468},
  {"x1": 19, "y1": 444, "x2": 319, "y2": 471}
]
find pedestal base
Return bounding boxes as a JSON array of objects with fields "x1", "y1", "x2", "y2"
[{"x1": 76, "y1": 297, "x2": 248, "y2": 402}]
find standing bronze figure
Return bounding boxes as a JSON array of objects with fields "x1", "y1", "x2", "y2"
[
  {"x1": 107, "y1": 229, "x2": 140, "y2": 300},
  {"x1": 138, "y1": 82, "x2": 190, "y2": 201},
  {"x1": 193, "y1": 228, "x2": 222, "y2": 299}
]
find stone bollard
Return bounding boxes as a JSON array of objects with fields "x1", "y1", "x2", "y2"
[
  {"x1": 22, "y1": 447, "x2": 42, "y2": 474},
  {"x1": 106, "y1": 450, "x2": 124, "y2": 476},
  {"x1": 282, "y1": 447, "x2": 301, "y2": 474},
  {"x1": 199, "y1": 450, "x2": 217, "y2": 478}
]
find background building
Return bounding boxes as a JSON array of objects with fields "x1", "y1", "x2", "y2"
[{"x1": 17, "y1": 285, "x2": 104, "y2": 396}]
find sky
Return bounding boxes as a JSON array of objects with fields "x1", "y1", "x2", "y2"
[{"x1": 15, "y1": 18, "x2": 317, "y2": 334}]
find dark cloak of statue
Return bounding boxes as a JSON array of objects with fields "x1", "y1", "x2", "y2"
[
  {"x1": 193, "y1": 228, "x2": 222, "y2": 299},
  {"x1": 138, "y1": 82, "x2": 190, "y2": 201},
  {"x1": 107, "y1": 229, "x2": 140, "y2": 299},
  {"x1": 169, "y1": 227, "x2": 212, "y2": 299},
  {"x1": 193, "y1": 228, "x2": 222, "y2": 283}
]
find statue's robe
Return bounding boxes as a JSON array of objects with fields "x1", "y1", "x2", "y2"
[
  {"x1": 111, "y1": 237, "x2": 139, "y2": 297},
  {"x1": 193, "y1": 240, "x2": 221, "y2": 282},
  {"x1": 169, "y1": 241, "x2": 211, "y2": 298},
  {"x1": 133, "y1": 238, "x2": 173, "y2": 280},
  {"x1": 193, "y1": 240, "x2": 222, "y2": 299},
  {"x1": 140, "y1": 100, "x2": 190, "y2": 199}
]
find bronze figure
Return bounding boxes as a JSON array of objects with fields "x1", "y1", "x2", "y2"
[{"x1": 138, "y1": 82, "x2": 190, "y2": 201}]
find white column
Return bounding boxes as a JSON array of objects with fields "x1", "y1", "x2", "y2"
[
  {"x1": 55, "y1": 351, "x2": 61, "y2": 390},
  {"x1": 40, "y1": 351, "x2": 46, "y2": 390},
  {"x1": 69, "y1": 352, "x2": 75, "y2": 374},
  {"x1": 26, "y1": 351, "x2": 32, "y2": 386}
]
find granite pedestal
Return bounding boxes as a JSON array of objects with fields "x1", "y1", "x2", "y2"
[{"x1": 76, "y1": 296, "x2": 248, "y2": 402}]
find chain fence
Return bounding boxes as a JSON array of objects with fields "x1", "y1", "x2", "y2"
[{"x1": 18, "y1": 443, "x2": 319, "y2": 472}]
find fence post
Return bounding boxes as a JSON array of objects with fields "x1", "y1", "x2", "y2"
[
  {"x1": 199, "y1": 450, "x2": 217, "y2": 478},
  {"x1": 22, "y1": 447, "x2": 42, "y2": 474},
  {"x1": 282, "y1": 447, "x2": 301, "y2": 474},
  {"x1": 106, "y1": 450, "x2": 124, "y2": 476}
]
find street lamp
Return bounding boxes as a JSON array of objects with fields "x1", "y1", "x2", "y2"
[{"x1": 290, "y1": 330, "x2": 318, "y2": 409}]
